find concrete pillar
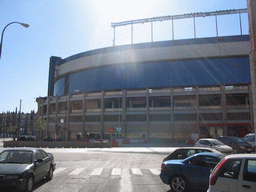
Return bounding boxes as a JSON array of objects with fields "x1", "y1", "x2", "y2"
[
  {"x1": 221, "y1": 84, "x2": 227, "y2": 136},
  {"x1": 248, "y1": 0, "x2": 256, "y2": 135}
]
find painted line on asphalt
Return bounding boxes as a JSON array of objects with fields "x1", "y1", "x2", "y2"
[
  {"x1": 111, "y1": 168, "x2": 121, "y2": 175},
  {"x1": 131, "y1": 168, "x2": 142, "y2": 175},
  {"x1": 54, "y1": 168, "x2": 66, "y2": 175},
  {"x1": 149, "y1": 169, "x2": 160, "y2": 175},
  {"x1": 69, "y1": 168, "x2": 85, "y2": 175},
  {"x1": 90, "y1": 168, "x2": 103, "y2": 175}
]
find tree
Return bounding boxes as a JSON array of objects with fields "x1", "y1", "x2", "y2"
[{"x1": 34, "y1": 118, "x2": 46, "y2": 140}]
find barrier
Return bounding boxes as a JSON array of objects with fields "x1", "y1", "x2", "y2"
[{"x1": 3, "y1": 141, "x2": 112, "y2": 148}]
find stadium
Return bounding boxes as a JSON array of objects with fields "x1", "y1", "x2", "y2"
[{"x1": 37, "y1": 9, "x2": 252, "y2": 142}]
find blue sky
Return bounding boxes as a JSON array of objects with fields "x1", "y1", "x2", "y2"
[{"x1": 0, "y1": 0, "x2": 248, "y2": 113}]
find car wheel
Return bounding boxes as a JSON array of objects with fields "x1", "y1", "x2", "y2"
[
  {"x1": 46, "y1": 166, "x2": 53, "y2": 181},
  {"x1": 25, "y1": 176, "x2": 34, "y2": 192},
  {"x1": 170, "y1": 175, "x2": 189, "y2": 192}
]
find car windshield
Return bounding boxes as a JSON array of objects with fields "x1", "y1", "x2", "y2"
[
  {"x1": 211, "y1": 140, "x2": 225, "y2": 146},
  {"x1": 0, "y1": 150, "x2": 33, "y2": 164}
]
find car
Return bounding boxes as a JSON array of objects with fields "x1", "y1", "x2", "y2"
[
  {"x1": 243, "y1": 133, "x2": 255, "y2": 149},
  {"x1": 163, "y1": 147, "x2": 223, "y2": 162},
  {"x1": 208, "y1": 154, "x2": 256, "y2": 192},
  {"x1": 217, "y1": 136, "x2": 253, "y2": 153},
  {"x1": 43, "y1": 137, "x2": 55, "y2": 142},
  {"x1": 160, "y1": 152, "x2": 224, "y2": 192},
  {"x1": 195, "y1": 138, "x2": 233, "y2": 155},
  {"x1": 0, "y1": 148, "x2": 56, "y2": 192},
  {"x1": 19, "y1": 135, "x2": 37, "y2": 141}
]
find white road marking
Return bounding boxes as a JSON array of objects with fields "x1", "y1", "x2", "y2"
[
  {"x1": 68, "y1": 168, "x2": 85, "y2": 175},
  {"x1": 54, "y1": 168, "x2": 66, "y2": 175},
  {"x1": 90, "y1": 168, "x2": 103, "y2": 175},
  {"x1": 149, "y1": 169, "x2": 160, "y2": 175},
  {"x1": 131, "y1": 168, "x2": 142, "y2": 175},
  {"x1": 111, "y1": 168, "x2": 121, "y2": 175}
]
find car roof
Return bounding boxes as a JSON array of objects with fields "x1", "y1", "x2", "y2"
[
  {"x1": 174, "y1": 147, "x2": 219, "y2": 151},
  {"x1": 194, "y1": 152, "x2": 223, "y2": 157},
  {"x1": 199, "y1": 138, "x2": 219, "y2": 141},
  {"x1": 1, "y1": 147, "x2": 38, "y2": 152},
  {"x1": 224, "y1": 154, "x2": 256, "y2": 159}
]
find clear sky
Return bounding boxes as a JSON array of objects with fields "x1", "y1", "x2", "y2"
[{"x1": 0, "y1": 0, "x2": 249, "y2": 113}]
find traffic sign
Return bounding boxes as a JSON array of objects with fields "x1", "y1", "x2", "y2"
[{"x1": 108, "y1": 127, "x2": 115, "y2": 134}]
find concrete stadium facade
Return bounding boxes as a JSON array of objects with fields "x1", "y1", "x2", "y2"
[{"x1": 37, "y1": 35, "x2": 253, "y2": 141}]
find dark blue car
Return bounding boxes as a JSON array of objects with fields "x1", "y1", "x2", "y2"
[{"x1": 160, "y1": 152, "x2": 224, "y2": 192}]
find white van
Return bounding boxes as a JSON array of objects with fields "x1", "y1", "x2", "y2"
[{"x1": 243, "y1": 133, "x2": 255, "y2": 149}]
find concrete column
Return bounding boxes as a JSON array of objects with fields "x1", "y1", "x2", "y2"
[
  {"x1": 247, "y1": 0, "x2": 256, "y2": 139},
  {"x1": 146, "y1": 88, "x2": 150, "y2": 139},
  {"x1": 195, "y1": 85, "x2": 200, "y2": 133},
  {"x1": 67, "y1": 93, "x2": 71, "y2": 140},
  {"x1": 46, "y1": 96, "x2": 50, "y2": 137},
  {"x1": 221, "y1": 84, "x2": 227, "y2": 136},
  {"x1": 82, "y1": 92, "x2": 87, "y2": 139},
  {"x1": 170, "y1": 87, "x2": 174, "y2": 141},
  {"x1": 101, "y1": 90, "x2": 105, "y2": 138},
  {"x1": 55, "y1": 96, "x2": 59, "y2": 133},
  {"x1": 122, "y1": 89, "x2": 127, "y2": 137}
]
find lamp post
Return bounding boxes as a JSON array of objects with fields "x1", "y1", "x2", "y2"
[{"x1": 0, "y1": 22, "x2": 29, "y2": 59}]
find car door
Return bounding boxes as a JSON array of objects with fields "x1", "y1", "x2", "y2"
[
  {"x1": 34, "y1": 150, "x2": 45, "y2": 181},
  {"x1": 185, "y1": 156, "x2": 212, "y2": 189},
  {"x1": 214, "y1": 159, "x2": 242, "y2": 192},
  {"x1": 39, "y1": 149, "x2": 51, "y2": 177},
  {"x1": 237, "y1": 159, "x2": 256, "y2": 191}
]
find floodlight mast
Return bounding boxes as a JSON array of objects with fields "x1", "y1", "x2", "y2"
[{"x1": 111, "y1": 8, "x2": 248, "y2": 46}]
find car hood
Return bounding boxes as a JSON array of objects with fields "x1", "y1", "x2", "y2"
[
  {"x1": 0, "y1": 164, "x2": 33, "y2": 174},
  {"x1": 238, "y1": 142, "x2": 252, "y2": 148}
]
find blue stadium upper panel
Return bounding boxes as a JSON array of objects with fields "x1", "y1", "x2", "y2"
[{"x1": 48, "y1": 35, "x2": 251, "y2": 96}]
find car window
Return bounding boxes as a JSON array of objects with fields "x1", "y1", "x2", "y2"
[
  {"x1": 35, "y1": 150, "x2": 44, "y2": 160},
  {"x1": 249, "y1": 136, "x2": 255, "y2": 142},
  {"x1": 186, "y1": 150, "x2": 196, "y2": 157},
  {"x1": 219, "y1": 159, "x2": 241, "y2": 179},
  {"x1": 199, "y1": 140, "x2": 205, "y2": 145},
  {"x1": 39, "y1": 150, "x2": 48, "y2": 158},
  {"x1": 0, "y1": 150, "x2": 32, "y2": 164},
  {"x1": 203, "y1": 156, "x2": 220, "y2": 164},
  {"x1": 197, "y1": 149, "x2": 211, "y2": 153},
  {"x1": 243, "y1": 160, "x2": 256, "y2": 182},
  {"x1": 205, "y1": 141, "x2": 211, "y2": 146}
]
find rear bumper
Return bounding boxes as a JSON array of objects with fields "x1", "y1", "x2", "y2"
[{"x1": 159, "y1": 172, "x2": 169, "y2": 185}]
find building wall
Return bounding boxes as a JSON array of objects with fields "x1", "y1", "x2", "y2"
[{"x1": 38, "y1": 35, "x2": 253, "y2": 141}]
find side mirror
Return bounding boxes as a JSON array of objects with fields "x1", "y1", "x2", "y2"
[{"x1": 35, "y1": 159, "x2": 43, "y2": 163}]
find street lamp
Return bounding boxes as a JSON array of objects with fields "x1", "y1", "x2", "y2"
[{"x1": 0, "y1": 22, "x2": 29, "y2": 59}]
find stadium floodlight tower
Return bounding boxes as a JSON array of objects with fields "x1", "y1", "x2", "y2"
[{"x1": 111, "y1": 8, "x2": 247, "y2": 46}]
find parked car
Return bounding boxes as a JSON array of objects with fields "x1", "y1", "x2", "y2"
[
  {"x1": 0, "y1": 148, "x2": 56, "y2": 192},
  {"x1": 243, "y1": 133, "x2": 255, "y2": 149},
  {"x1": 195, "y1": 138, "x2": 233, "y2": 155},
  {"x1": 208, "y1": 154, "x2": 256, "y2": 192},
  {"x1": 217, "y1": 136, "x2": 253, "y2": 153},
  {"x1": 163, "y1": 147, "x2": 222, "y2": 162},
  {"x1": 160, "y1": 152, "x2": 224, "y2": 192},
  {"x1": 43, "y1": 137, "x2": 55, "y2": 142},
  {"x1": 19, "y1": 135, "x2": 37, "y2": 141}
]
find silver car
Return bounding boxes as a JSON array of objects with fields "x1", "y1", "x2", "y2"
[
  {"x1": 208, "y1": 154, "x2": 256, "y2": 192},
  {"x1": 195, "y1": 138, "x2": 233, "y2": 155}
]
